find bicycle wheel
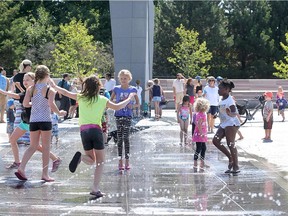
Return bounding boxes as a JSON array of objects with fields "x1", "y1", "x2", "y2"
[{"x1": 239, "y1": 109, "x2": 248, "y2": 126}]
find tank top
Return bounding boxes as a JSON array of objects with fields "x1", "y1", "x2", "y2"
[
  {"x1": 30, "y1": 83, "x2": 51, "y2": 123},
  {"x1": 186, "y1": 84, "x2": 194, "y2": 96},
  {"x1": 152, "y1": 85, "x2": 161, "y2": 97}
]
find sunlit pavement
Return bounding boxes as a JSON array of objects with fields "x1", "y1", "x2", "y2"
[{"x1": 0, "y1": 110, "x2": 288, "y2": 215}]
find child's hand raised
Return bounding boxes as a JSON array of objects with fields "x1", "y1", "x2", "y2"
[
  {"x1": 128, "y1": 92, "x2": 136, "y2": 99},
  {"x1": 59, "y1": 110, "x2": 67, "y2": 117}
]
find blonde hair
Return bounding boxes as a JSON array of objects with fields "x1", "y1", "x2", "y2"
[
  {"x1": 24, "y1": 72, "x2": 35, "y2": 80},
  {"x1": 194, "y1": 98, "x2": 210, "y2": 113},
  {"x1": 118, "y1": 69, "x2": 132, "y2": 81},
  {"x1": 19, "y1": 59, "x2": 32, "y2": 72}
]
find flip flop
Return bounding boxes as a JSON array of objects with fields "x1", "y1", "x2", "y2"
[
  {"x1": 41, "y1": 178, "x2": 55, "y2": 182},
  {"x1": 15, "y1": 171, "x2": 28, "y2": 181},
  {"x1": 69, "y1": 151, "x2": 81, "y2": 173}
]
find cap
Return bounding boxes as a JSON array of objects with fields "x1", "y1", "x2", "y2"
[
  {"x1": 195, "y1": 75, "x2": 201, "y2": 81},
  {"x1": 264, "y1": 91, "x2": 273, "y2": 98},
  {"x1": 7, "y1": 99, "x2": 14, "y2": 108},
  {"x1": 216, "y1": 76, "x2": 223, "y2": 81}
]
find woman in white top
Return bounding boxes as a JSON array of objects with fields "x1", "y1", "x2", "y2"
[
  {"x1": 212, "y1": 79, "x2": 240, "y2": 174},
  {"x1": 203, "y1": 76, "x2": 219, "y2": 133}
]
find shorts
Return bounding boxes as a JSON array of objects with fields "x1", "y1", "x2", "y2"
[
  {"x1": 152, "y1": 96, "x2": 161, "y2": 102},
  {"x1": 30, "y1": 122, "x2": 52, "y2": 131},
  {"x1": 208, "y1": 106, "x2": 218, "y2": 115},
  {"x1": 52, "y1": 124, "x2": 59, "y2": 137},
  {"x1": 264, "y1": 118, "x2": 273, "y2": 130},
  {"x1": 189, "y1": 96, "x2": 195, "y2": 104},
  {"x1": 80, "y1": 127, "x2": 104, "y2": 151},
  {"x1": 71, "y1": 99, "x2": 76, "y2": 106},
  {"x1": 7, "y1": 122, "x2": 14, "y2": 134},
  {"x1": 18, "y1": 121, "x2": 29, "y2": 131},
  {"x1": 175, "y1": 92, "x2": 184, "y2": 105},
  {"x1": 102, "y1": 121, "x2": 107, "y2": 133}
]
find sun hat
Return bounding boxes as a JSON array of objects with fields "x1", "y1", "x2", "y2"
[
  {"x1": 264, "y1": 91, "x2": 273, "y2": 98},
  {"x1": 7, "y1": 99, "x2": 14, "y2": 108}
]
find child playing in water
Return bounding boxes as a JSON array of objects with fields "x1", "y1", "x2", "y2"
[
  {"x1": 51, "y1": 74, "x2": 136, "y2": 198},
  {"x1": 192, "y1": 98, "x2": 210, "y2": 171},
  {"x1": 15, "y1": 65, "x2": 66, "y2": 182},
  {"x1": 177, "y1": 95, "x2": 192, "y2": 145},
  {"x1": 0, "y1": 72, "x2": 61, "y2": 172}
]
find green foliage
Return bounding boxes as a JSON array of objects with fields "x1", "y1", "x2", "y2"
[
  {"x1": 167, "y1": 24, "x2": 212, "y2": 78},
  {"x1": 273, "y1": 33, "x2": 288, "y2": 79},
  {"x1": 52, "y1": 19, "x2": 98, "y2": 78},
  {"x1": 51, "y1": 19, "x2": 113, "y2": 79}
]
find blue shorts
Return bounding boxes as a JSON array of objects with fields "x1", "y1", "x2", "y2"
[
  {"x1": 152, "y1": 96, "x2": 161, "y2": 102},
  {"x1": 208, "y1": 106, "x2": 218, "y2": 115},
  {"x1": 7, "y1": 122, "x2": 14, "y2": 134},
  {"x1": 18, "y1": 121, "x2": 29, "y2": 131}
]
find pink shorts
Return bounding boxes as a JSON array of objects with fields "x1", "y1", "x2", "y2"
[{"x1": 189, "y1": 96, "x2": 195, "y2": 104}]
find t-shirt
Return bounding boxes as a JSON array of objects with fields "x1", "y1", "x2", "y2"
[
  {"x1": 173, "y1": 79, "x2": 185, "y2": 93},
  {"x1": 104, "y1": 79, "x2": 116, "y2": 92},
  {"x1": 218, "y1": 95, "x2": 240, "y2": 128},
  {"x1": 0, "y1": 74, "x2": 8, "y2": 91},
  {"x1": 58, "y1": 79, "x2": 71, "y2": 91},
  {"x1": 13, "y1": 73, "x2": 26, "y2": 93},
  {"x1": 203, "y1": 86, "x2": 219, "y2": 106},
  {"x1": 113, "y1": 85, "x2": 137, "y2": 117},
  {"x1": 77, "y1": 94, "x2": 109, "y2": 126},
  {"x1": 263, "y1": 100, "x2": 273, "y2": 119}
]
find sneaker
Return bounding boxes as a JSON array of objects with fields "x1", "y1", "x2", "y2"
[
  {"x1": 90, "y1": 190, "x2": 105, "y2": 198},
  {"x1": 6, "y1": 162, "x2": 20, "y2": 169},
  {"x1": 51, "y1": 158, "x2": 62, "y2": 172}
]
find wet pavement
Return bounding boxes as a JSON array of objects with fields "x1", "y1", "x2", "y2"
[{"x1": 0, "y1": 110, "x2": 288, "y2": 215}]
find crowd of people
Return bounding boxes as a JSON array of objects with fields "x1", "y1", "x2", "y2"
[{"x1": 0, "y1": 60, "x2": 286, "y2": 198}]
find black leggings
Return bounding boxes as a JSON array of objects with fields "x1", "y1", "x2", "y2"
[
  {"x1": 194, "y1": 142, "x2": 206, "y2": 161},
  {"x1": 116, "y1": 117, "x2": 132, "y2": 159}
]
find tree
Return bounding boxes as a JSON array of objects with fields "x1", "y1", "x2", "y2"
[
  {"x1": 51, "y1": 19, "x2": 112, "y2": 78},
  {"x1": 273, "y1": 33, "x2": 288, "y2": 79},
  {"x1": 167, "y1": 24, "x2": 212, "y2": 78}
]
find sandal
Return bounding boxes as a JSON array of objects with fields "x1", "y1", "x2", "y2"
[
  {"x1": 90, "y1": 191, "x2": 105, "y2": 198},
  {"x1": 15, "y1": 170, "x2": 27, "y2": 181}
]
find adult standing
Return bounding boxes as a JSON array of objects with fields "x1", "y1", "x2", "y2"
[
  {"x1": 173, "y1": 73, "x2": 186, "y2": 112},
  {"x1": 203, "y1": 76, "x2": 219, "y2": 133},
  {"x1": 0, "y1": 67, "x2": 9, "y2": 123},
  {"x1": 104, "y1": 73, "x2": 116, "y2": 96},
  {"x1": 58, "y1": 73, "x2": 71, "y2": 120},
  {"x1": 13, "y1": 59, "x2": 32, "y2": 144},
  {"x1": 185, "y1": 77, "x2": 195, "y2": 105}
]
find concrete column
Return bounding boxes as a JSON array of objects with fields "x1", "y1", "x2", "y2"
[{"x1": 109, "y1": 0, "x2": 154, "y2": 104}]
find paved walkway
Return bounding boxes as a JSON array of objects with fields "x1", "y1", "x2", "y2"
[{"x1": 0, "y1": 110, "x2": 288, "y2": 215}]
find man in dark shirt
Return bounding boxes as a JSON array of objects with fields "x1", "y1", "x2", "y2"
[{"x1": 57, "y1": 73, "x2": 71, "y2": 120}]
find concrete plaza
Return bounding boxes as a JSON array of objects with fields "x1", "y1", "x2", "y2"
[{"x1": 0, "y1": 110, "x2": 288, "y2": 215}]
